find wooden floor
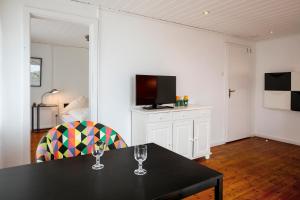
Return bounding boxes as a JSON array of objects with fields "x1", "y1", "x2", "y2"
[
  {"x1": 31, "y1": 135, "x2": 300, "y2": 199},
  {"x1": 31, "y1": 130, "x2": 48, "y2": 163},
  {"x1": 186, "y1": 137, "x2": 300, "y2": 200}
]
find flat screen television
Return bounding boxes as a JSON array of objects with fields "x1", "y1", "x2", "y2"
[{"x1": 136, "y1": 75, "x2": 176, "y2": 109}]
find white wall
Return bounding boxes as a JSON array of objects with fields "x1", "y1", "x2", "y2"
[
  {"x1": 0, "y1": 6, "x2": 3, "y2": 168},
  {"x1": 30, "y1": 43, "x2": 89, "y2": 128},
  {"x1": 30, "y1": 43, "x2": 53, "y2": 105},
  {"x1": 52, "y1": 45, "x2": 89, "y2": 104},
  {"x1": 254, "y1": 34, "x2": 300, "y2": 145},
  {"x1": 99, "y1": 11, "x2": 253, "y2": 145},
  {"x1": 0, "y1": 0, "x2": 26, "y2": 167},
  {"x1": 31, "y1": 43, "x2": 55, "y2": 128}
]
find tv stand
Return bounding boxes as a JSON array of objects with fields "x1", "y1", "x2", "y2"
[
  {"x1": 131, "y1": 105, "x2": 212, "y2": 160},
  {"x1": 143, "y1": 105, "x2": 174, "y2": 110}
]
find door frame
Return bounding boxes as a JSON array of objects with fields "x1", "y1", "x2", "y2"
[
  {"x1": 22, "y1": 6, "x2": 100, "y2": 164},
  {"x1": 224, "y1": 42, "x2": 254, "y2": 143}
]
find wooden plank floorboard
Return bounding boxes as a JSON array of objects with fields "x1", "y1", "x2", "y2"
[
  {"x1": 31, "y1": 130, "x2": 48, "y2": 163},
  {"x1": 186, "y1": 137, "x2": 300, "y2": 200}
]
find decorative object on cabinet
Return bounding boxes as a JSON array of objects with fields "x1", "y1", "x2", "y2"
[
  {"x1": 175, "y1": 96, "x2": 181, "y2": 107},
  {"x1": 131, "y1": 105, "x2": 211, "y2": 159},
  {"x1": 183, "y1": 96, "x2": 189, "y2": 106},
  {"x1": 30, "y1": 57, "x2": 42, "y2": 87},
  {"x1": 264, "y1": 72, "x2": 300, "y2": 111},
  {"x1": 40, "y1": 89, "x2": 60, "y2": 106}
]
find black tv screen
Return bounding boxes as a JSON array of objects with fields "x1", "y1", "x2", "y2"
[{"x1": 136, "y1": 75, "x2": 176, "y2": 107}]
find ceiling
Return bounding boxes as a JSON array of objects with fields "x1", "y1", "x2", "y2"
[
  {"x1": 83, "y1": 0, "x2": 300, "y2": 40},
  {"x1": 31, "y1": 18, "x2": 89, "y2": 48}
]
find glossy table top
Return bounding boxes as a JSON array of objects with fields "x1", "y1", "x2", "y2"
[{"x1": 0, "y1": 143, "x2": 222, "y2": 200}]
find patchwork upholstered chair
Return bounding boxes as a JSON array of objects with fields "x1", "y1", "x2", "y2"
[{"x1": 36, "y1": 121, "x2": 127, "y2": 162}]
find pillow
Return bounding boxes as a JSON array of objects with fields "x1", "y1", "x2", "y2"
[
  {"x1": 68, "y1": 108, "x2": 89, "y2": 121},
  {"x1": 61, "y1": 96, "x2": 88, "y2": 114}
]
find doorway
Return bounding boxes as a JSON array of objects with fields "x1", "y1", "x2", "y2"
[
  {"x1": 23, "y1": 7, "x2": 99, "y2": 164},
  {"x1": 30, "y1": 17, "x2": 91, "y2": 162},
  {"x1": 226, "y1": 43, "x2": 253, "y2": 142}
]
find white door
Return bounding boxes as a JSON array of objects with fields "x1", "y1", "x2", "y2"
[
  {"x1": 173, "y1": 120, "x2": 193, "y2": 159},
  {"x1": 193, "y1": 118, "x2": 210, "y2": 158},
  {"x1": 146, "y1": 122, "x2": 173, "y2": 150},
  {"x1": 227, "y1": 44, "x2": 253, "y2": 142}
]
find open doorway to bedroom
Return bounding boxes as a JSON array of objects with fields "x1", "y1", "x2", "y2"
[{"x1": 30, "y1": 17, "x2": 90, "y2": 162}]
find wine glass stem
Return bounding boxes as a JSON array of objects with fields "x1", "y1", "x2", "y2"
[
  {"x1": 138, "y1": 161, "x2": 143, "y2": 171},
  {"x1": 96, "y1": 156, "x2": 100, "y2": 165}
]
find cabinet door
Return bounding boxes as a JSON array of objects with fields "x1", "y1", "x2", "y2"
[
  {"x1": 146, "y1": 122, "x2": 173, "y2": 150},
  {"x1": 193, "y1": 119, "x2": 210, "y2": 158},
  {"x1": 173, "y1": 120, "x2": 193, "y2": 159}
]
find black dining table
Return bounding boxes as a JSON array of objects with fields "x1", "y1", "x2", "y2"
[{"x1": 0, "y1": 143, "x2": 223, "y2": 200}]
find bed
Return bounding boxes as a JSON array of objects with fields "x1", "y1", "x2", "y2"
[
  {"x1": 59, "y1": 96, "x2": 89, "y2": 123},
  {"x1": 60, "y1": 114, "x2": 78, "y2": 123}
]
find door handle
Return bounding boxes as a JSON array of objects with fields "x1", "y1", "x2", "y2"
[{"x1": 229, "y1": 89, "x2": 236, "y2": 98}]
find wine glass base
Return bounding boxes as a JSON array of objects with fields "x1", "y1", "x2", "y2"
[
  {"x1": 134, "y1": 169, "x2": 147, "y2": 175},
  {"x1": 92, "y1": 164, "x2": 104, "y2": 170}
]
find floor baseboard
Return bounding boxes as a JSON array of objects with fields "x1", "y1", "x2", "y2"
[
  {"x1": 254, "y1": 133, "x2": 300, "y2": 146},
  {"x1": 210, "y1": 140, "x2": 226, "y2": 147}
]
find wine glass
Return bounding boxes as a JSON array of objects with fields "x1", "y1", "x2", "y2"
[
  {"x1": 92, "y1": 141, "x2": 105, "y2": 170},
  {"x1": 134, "y1": 145, "x2": 147, "y2": 175}
]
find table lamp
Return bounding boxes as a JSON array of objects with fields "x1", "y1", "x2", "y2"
[{"x1": 40, "y1": 89, "x2": 60, "y2": 106}]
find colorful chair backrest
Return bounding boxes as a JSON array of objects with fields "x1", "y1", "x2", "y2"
[{"x1": 36, "y1": 121, "x2": 127, "y2": 162}]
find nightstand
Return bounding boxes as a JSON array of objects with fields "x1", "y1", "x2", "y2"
[{"x1": 32, "y1": 103, "x2": 58, "y2": 132}]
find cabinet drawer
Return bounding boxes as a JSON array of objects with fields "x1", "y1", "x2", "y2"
[
  {"x1": 148, "y1": 112, "x2": 172, "y2": 122},
  {"x1": 193, "y1": 110, "x2": 211, "y2": 118},
  {"x1": 173, "y1": 111, "x2": 194, "y2": 120},
  {"x1": 173, "y1": 110, "x2": 211, "y2": 121}
]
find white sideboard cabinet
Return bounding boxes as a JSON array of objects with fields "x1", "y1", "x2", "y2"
[{"x1": 131, "y1": 105, "x2": 212, "y2": 159}]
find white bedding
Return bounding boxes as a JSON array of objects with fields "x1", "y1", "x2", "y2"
[
  {"x1": 60, "y1": 114, "x2": 77, "y2": 123},
  {"x1": 60, "y1": 107, "x2": 89, "y2": 123},
  {"x1": 61, "y1": 96, "x2": 88, "y2": 114},
  {"x1": 59, "y1": 96, "x2": 89, "y2": 123}
]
